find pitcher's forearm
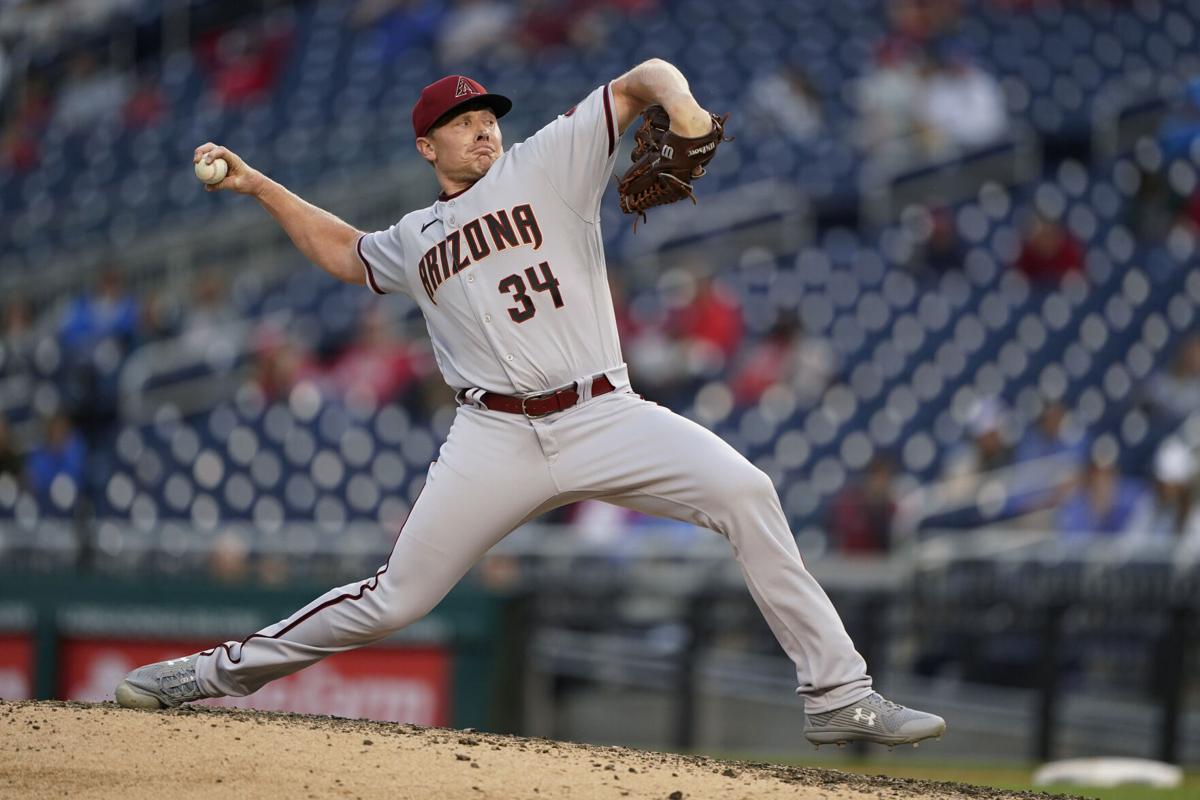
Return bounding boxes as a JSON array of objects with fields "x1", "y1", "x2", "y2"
[
  {"x1": 614, "y1": 59, "x2": 711, "y2": 136},
  {"x1": 255, "y1": 178, "x2": 365, "y2": 285}
]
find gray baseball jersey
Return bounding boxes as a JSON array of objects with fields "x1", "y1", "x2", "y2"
[
  {"x1": 192, "y1": 82, "x2": 873, "y2": 715},
  {"x1": 356, "y1": 83, "x2": 627, "y2": 395}
]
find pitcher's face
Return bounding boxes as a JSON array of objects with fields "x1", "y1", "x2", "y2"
[{"x1": 418, "y1": 107, "x2": 503, "y2": 185}]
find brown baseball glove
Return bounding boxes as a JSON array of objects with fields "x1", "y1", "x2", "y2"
[{"x1": 617, "y1": 105, "x2": 731, "y2": 227}]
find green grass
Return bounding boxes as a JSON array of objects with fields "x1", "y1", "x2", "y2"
[{"x1": 781, "y1": 759, "x2": 1200, "y2": 800}]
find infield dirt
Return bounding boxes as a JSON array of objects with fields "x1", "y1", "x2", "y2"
[{"x1": 1, "y1": 700, "x2": 1085, "y2": 800}]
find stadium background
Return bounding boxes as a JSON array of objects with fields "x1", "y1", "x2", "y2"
[{"x1": 0, "y1": 0, "x2": 1198, "y2": 788}]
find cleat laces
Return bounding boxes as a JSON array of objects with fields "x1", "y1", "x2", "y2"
[{"x1": 155, "y1": 664, "x2": 200, "y2": 701}]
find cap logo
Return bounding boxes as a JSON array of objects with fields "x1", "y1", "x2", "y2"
[{"x1": 455, "y1": 77, "x2": 477, "y2": 98}]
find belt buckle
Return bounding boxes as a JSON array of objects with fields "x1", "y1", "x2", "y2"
[{"x1": 521, "y1": 393, "x2": 554, "y2": 419}]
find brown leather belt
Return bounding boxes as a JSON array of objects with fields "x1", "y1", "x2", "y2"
[{"x1": 457, "y1": 375, "x2": 616, "y2": 418}]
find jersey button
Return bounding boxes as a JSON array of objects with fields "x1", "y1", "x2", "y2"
[
  {"x1": 484, "y1": 314, "x2": 492, "y2": 323},
  {"x1": 505, "y1": 354, "x2": 514, "y2": 361},
  {"x1": 467, "y1": 274, "x2": 475, "y2": 284}
]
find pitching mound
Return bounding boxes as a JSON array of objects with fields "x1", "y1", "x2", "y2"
[{"x1": 2, "y1": 700, "x2": 1077, "y2": 800}]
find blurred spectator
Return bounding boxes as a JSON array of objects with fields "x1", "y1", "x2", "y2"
[
  {"x1": 567, "y1": 498, "x2": 701, "y2": 560},
  {"x1": 1015, "y1": 399, "x2": 1087, "y2": 465},
  {"x1": 123, "y1": 68, "x2": 167, "y2": 130},
  {"x1": 349, "y1": 0, "x2": 446, "y2": 61},
  {"x1": 25, "y1": 412, "x2": 86, "y2": 500},
  {"x1": 943, "y1": 397, "x2": 1014, "y2": 485},
  {"x1": 672, "y1": 274, "x2": 743, "y2": 369},
  {"x1": 516, "y1": 0, "x2": 580, "y2": 53},
  {"x1": 1142, "y1": 333, "x2": 1200, "y2": 425},
  {"x1": 1012, "y1": 212, "x2": 1084, "y2": 284},
  {"x1": 59, "y1": 266, "x2": 139, "y2": 352},
  {"x1": 57, "y1": 267, "x2": 137, "y2": 440},
  {"x1": 209, "y1": 530, "x2": 251, "y2": 583},
  {"x1": 856, "y1": 39, "x2": 927, "y2": 168},
  {"x1": 1, "y1": 297, "x2": 34, "y2": 381},
  {"x1": 3, "y1": 295, "x2": 33, "y2": 340},
  {"x1": 0, "y1": 117, "x2": 39, "y2": 174},
  {"x1": 1056, "y1": 453, "x2": 1146, "y2": 539},
  {"x1": 1185, "y1": 186, "x2": 1200, "y2": 234},
  {"x1": 0, "y1": 416, "x2": 22, "y2": 484},
  {"x1": 198, "y1": 17, "x2": 292, "y2": 109},
  {"x1": 885, "y1": 0, "x2": 962, "y2": 47},
  {"x1": 1010, "y1": 398, "x2": 1087, "y2": 514},
  {"x1": 1, "y1": 73, "x2": 51, "y2": 174},
  {"x1": 1127, "y1": 167, "x2": 1180, "y2": 243},
  {"x1": 569, "y1": 499, "x2": 641, "y2": 550},
  {"x1": 1124, "y1": 437, "x2": 1200, "y2": 543},
  {"x1": 138, "y1": 287, "x2": 182, "y2": 343},
  {"x1": 826, "y1": 453, "x2": 897, "y2": 555},
  {"x1": 625, "y1": 325, "x2": 690, "y2": 407},
  {"x1": 1158, "y1": 77, "x2": 1200, "y2": 160},
  {"x1": 907, "y1": 206, "x2": 964, "y2": 277},
  {"x1": 181, "y1": 270, "x2": 239, "y2": 360},
  {"x1": 324, "y1": 306, "x2": 423, "y2": 408},
  {"x1": 57, "y1": 268, "x2": 136, "y2": 441},
  {"x1": 408, "y1": 367, "x2": 457, "y2": 419},
  {"x1": 12, "y1": 72, "x2": 52, "y2": 128},
  {"x1": 252, "y1": 325, "x2": 318, "y2": 403},
  {"x1": 0, "y1": 0, "x2": 142, "y2": 54},
  {"x1": 437, "y1": 0, "x2": 516, "y2": 64},
  {"x1": 919, "y1": 45, "x2": 1007, "y2": 156},
  {"x1": 561, "y1": 0, "x2": 616, "y2": 51},
  {"x1": 730, "y1": 311, "x2": 835, "y2": 408},
  {"x1": 747, "y1": 65, "x2": 823, "y2": 144},
  {"x1": 624, "y1": 268, "x2": 737, "y2": 406},
  {"x1": 1, "y1": 296, "x2": 35, "y2": 376},
  {"x1": 254, "y1": 553, "x2": 291, "y2": 587},
  {"x1": 53, "y1": 51, "x2": 130, "y2": 131}
]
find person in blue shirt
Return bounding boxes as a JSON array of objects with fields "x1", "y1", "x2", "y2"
[
  {"x1": 26, "y1": 413, "x2": 87, "y2": 503},
  {"x1": 58, "y1": 266, "x2": 139, "y2": 352},
  {"x1": 58, "y1": 267, "x2": 139, "y2": 441},
  {"x1": 1056, "y1": 452, "x2": 1146, "y2": 538},
  {"x1": 1015, "y1": 399, "x2": 1088, "y2": 465},
  {"x1": 1159, "y1": 77, "x2": 1200, "y2": 160}
]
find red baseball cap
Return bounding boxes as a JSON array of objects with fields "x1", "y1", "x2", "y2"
[{"x1": 412, "y1": 75, "x2": 512, "y2": 139}]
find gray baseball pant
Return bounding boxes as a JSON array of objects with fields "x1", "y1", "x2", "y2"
[{"x1": 194, "y1": 390, "x2": 873, "y2": 713}]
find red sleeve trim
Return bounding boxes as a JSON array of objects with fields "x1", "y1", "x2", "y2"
[
  {"x1": 602, "y1": 83, "x2": 615, "y2": 158},
  {"x1": 357, "y1": 234, "x2": 386, "y2": 295}
]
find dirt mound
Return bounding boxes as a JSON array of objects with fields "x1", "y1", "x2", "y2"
[{"x1": 1, "y1": 700, "x2": 1080, "y2": 800}]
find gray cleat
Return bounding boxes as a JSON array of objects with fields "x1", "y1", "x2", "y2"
[
  {"x1": 804, "y1": 692, "x2": 946, "y2": 747},
  {"x1": 114, "y1": 654, "x2": 206, "y2": 709}
]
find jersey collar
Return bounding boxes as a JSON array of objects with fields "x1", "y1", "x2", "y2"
[{"x1": 438, "y1": 186, "x2": 471, "y2": 202}]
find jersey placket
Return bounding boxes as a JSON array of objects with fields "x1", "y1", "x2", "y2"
[{"x1": 446, "y1": 198, "x2": 527, "y2": 393}]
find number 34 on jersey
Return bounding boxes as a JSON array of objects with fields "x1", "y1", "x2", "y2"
[{"x1": 499, "y1": 261, "x2": 564, "y2": 323}]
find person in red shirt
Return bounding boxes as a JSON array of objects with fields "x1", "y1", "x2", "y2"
[
  {"x1": 325, "y1": 307, "x2": 425, "y2": 408},
  {"x1": 0, "y1": 120, "x2": 38, "y2": 173},
  {"x1": 731, "y1": 312, "x2": 835, "y2": 408},
  {"x1": 1013, "y1": 213, "x2": 1084, "y2": 284},
  {"x1": 672, "y1": 274, "x2": 743, "y2": 367},
  {"x1": 251, "y1": 325, "x2": 319, "y2": 403},
  {"x1": 827, "y1": 454, "x2": 898, "y2": 555},
  {"x1": 124, "y1": 72, "x2": 167, "y2": 129},
  {"x1": 197, "y1": 21, "x2": 292, "y2": 108}
]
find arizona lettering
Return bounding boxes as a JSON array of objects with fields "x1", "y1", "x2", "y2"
[{"x1": 418, "y1": 203, "x2": 543, "y2": 303}]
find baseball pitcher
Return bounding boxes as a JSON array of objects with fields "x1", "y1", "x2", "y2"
[{"x1": 116, "y1": 59, "x2": 945, "y2": 748}]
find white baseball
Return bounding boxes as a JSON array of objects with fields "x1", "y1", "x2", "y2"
[{"x1": 194, "y1": 157, "x2": 228, "y2": 185}]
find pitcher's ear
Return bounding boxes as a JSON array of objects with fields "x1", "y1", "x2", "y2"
[{"x1": 416, "y1": 136, "x2": 436, "y2": 164}]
